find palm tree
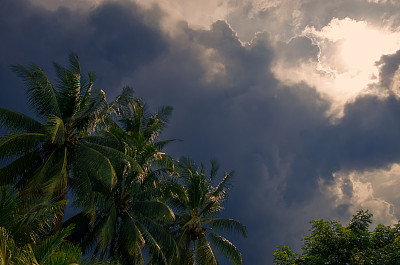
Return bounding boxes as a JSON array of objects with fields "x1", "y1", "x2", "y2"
[
  {"x1": 66, "y1": 93, "x2": 180, "y2": 264},
  {"x1": 0, "y1": 53, "x2": 117, "y2": 221},
  {"x1": 0, "y1": 185, "x2": 84, "y2": 265},
  {"x1": 171, "y1": 157, "x2": 247, "y2": 265}
]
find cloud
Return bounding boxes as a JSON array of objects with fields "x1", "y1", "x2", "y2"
[{"x1": 3, "y1": 1, "x2": 400, "y2": 264}]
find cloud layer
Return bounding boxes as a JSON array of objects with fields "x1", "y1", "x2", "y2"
[{"x1": 3, "y1": 0, "x2": 400, "y2": 264}]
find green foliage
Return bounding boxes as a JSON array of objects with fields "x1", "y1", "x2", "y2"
[
  {"x1": 0, "y1": 54, "x2": 246, "y2": 265},
  {"x1": 274, "y1": 210, "x2": 400, "y2": 265},
  {"x1": 169, "y1": 157, "x2": 247, "y2": 265}
]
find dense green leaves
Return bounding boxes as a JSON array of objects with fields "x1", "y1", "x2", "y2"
[{"x1": 274, "y1": 210, "x2": 400, "y2": 265}]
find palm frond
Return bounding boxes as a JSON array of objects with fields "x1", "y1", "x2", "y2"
[
  {"x1": 212, "y1": 171, "x2": 234, "y2": 198},
  {"x1": 132, "y1": 201, "x2": 175, "y2": 222},
  {"x1": 33, "y1": 224, "x2": 75, "y2": 264},
  {"x1": 135, "y1": 220, "x2": 168, "y2": 265},
  {"x1": 45, "y1": 115, "x2": 65, "y2": 145},
  {"x1": 0, "y1": 226, "x2": 17, "y2": 265},
  {"x1": 0, "y1": 133, "x2": 46, "y2": 159},
  {"x1": 74, "y1": 144, "x2": 117, "y2": 190},
  {"x1": 13, "y1": 200, "x2": 66, "y2": 244},
  {"x1": 94, "y1": 206, "x2": 117, "y2": 252},
  {"x1": 206, "y1": 218, "x2": 247, "y2": 238},
  {"x1": 41, "y1": 147, "x2": 68, "y2": 200},
  {"x1": 208, "y1": 231, "x2": 243, "y2": 265},
  {"x1": 119, "y1": 212, "x2": 145, "y2": 257},
  {"x1": 140, "y1": 216, "x2": 180, "y2": 262},
  {"x1": 39, "y1": 241, "x2": 82, "y2": 265},
  {"x1": 0, "y1": 107, "x2": 44, "y2": 133},
  {"x1": 72, "y1": 88, "x2": 110, "y2": 135},
  {"x1": 208, "y1": 159, "x2": 220, "y2": 188},
  {"x1": 0, "y1": 150, "x2": 42, "y2": 186},
  {"x1": 196, "y1": 234, "x2": 218, "y2": 265},
  {"x1": 83, "y1": 142, "x2": 143, "y2": 182},
  {"x1": 0, "y1": 185, "x2": 19, "y2": 228},
  {"x1": 11, "y1": 64, "x2": 61, "y2": 117},
  {"x1": 22, "y1": 148, "x2": 67, "y2": 199}
]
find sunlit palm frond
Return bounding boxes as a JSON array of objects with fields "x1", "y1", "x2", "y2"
[
  {"x1": 45, "y1": 115, "x2": 65, "y2": 145},
  {"x1": 0, "y1": 226, "x2": 17, "y2": 265},
  {"x1": 196, "y1": 234, "x2": 218, "y2": 265},
  {"x1": 208, "y1": 231, "x2": 243, "y2": 265},
  {"x1": 206, "y1": 218, "x2": 247, "y2": 238},
  {"x1": 39, "y1": 241, "x2": 82, "y2": 265},
  {"x1": 135, "y1": 220, "x2": 168, "y2": 265},
  {"x1": 33, "y1": 224, "x2": 75, "y2": 264},
  {"x1": 212, "y1": 171, "x2": 234, "y2": 199}
]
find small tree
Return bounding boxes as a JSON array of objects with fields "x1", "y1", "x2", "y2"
[{"x1": 274, "y1": 210, "x2": 400, "y2": 265}]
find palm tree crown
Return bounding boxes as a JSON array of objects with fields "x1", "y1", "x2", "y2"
[
  {"x1": 171, "y1": 157, "x2": 247, "y2": 265},
  {"x1": 0, "y1": 53, "x2": 116, "y2": 218}
]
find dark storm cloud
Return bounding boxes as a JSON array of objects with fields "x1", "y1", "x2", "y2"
[
  {"x1": 0, "y1": 0, "x2": 167, "y2": 111},
  {"x1": 3, "y1": 1, "x2": 400, "y2": 264}
]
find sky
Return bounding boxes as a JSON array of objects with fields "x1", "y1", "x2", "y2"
[{"x1": 2, "y1": 0, "x2": 400, "y2": 264}]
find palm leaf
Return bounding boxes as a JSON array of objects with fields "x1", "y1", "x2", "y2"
[
  {"x1": 40, "y1": 242, "x2": 82, "y2": 265},
  {"x1": 212, "y1": 171, "x2": 234, "y2": 198},
  {"x1": 208, "y1": 231, "x2": 243, "y2": 265},
  {"x1": 0, "y1": 133, "x2": 46, "y2": 159},
  {"x1": 11, "y1": 64, "x2": 61, "y2": 117},
  {"x1": 23, "y1": 148, "x2": 67, "y2": 199},
  {"x1": 94, "y1": 206, "x2": 117, "y2": 251},
  {"x1": 82, "y1": 142, "x2": 143, "y2": 182},
  {"x1": 0, "y1": 186, "x2": 19, "y2": 228},
  {"x1": 0, "y1": 227, "x2": 17, "y2": 265},
  {"x1": 12, "y1": 201, "x2": 66, "y2": 242},
  {"x1": 53, "y1": 53, "x2": 82, "y2": 120},
  {"x1": 45, "y1": 115, "x2": 65, "y2": 145},
  {"x1": 132, "y1": 201, "x2": 175, "y2": 222},
  {"x1": 0, "y1": 107, "x2": 44, "y2": 133},
  {"x1": 135, "y1": 220, "x2": 168, "y2": 265},
  {"x1": 119, "y1": 212, "x2": 145, "y2": 258},
  {"x1": 206, "y1": 218, "x2": 247, "y2": 238},
  {"x1": 33, "y1": 225, "x2": 75, "y2": 264},
  {"x1": 196, "y1": 234, "x2": 218, "y2": 265},
  {"x1": 0, "y1": 150, "x2": 42, "y2": 186},
  {"x1": 74, "y1": 144, "x2": 117, "y2": 190}
]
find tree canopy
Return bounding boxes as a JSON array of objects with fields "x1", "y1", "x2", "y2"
[{"x1": 274, "y1": 210, "x2": 400, "y2": 265}]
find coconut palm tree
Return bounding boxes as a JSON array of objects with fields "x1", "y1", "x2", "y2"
[
  {"x1": 171, "y1": 157, "x2": 247, "y2": 265},
  {"x1": 0, "y1": 185, "x2": 84, "y2": 265},
  {"x1": 65, "y1": 93, "x2": 180, "y2": 264},
  {"x1": 0, "y1": 53, "x2": 117, "y2": 221}
]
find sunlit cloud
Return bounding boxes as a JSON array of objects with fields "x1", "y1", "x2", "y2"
[
  {"x1": 272, "y1": 17, "x2": 400, "y2": 119},
  {"x1": 320, "y1": 164, "x2": 400, "y2": 226}
]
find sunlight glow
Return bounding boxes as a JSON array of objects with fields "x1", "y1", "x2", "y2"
[{"x1": 291, "y1": 17, "x2": 400, "y2": 118}]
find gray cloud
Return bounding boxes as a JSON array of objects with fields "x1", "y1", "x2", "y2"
[{"x1": 2, "y1": 1, "x2": 400, "y2": 264}]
